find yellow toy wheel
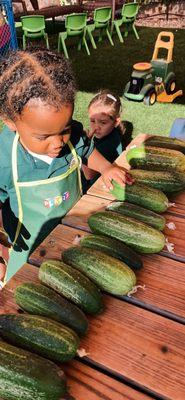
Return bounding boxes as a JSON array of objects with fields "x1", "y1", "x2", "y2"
[
  {"x1": 144, "y1": 89, "x2": 156, "y2": 106},
  {"x1": 166, "y1": 78, "x2": 176, "y2": 94}
]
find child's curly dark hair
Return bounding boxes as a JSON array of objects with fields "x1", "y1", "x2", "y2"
[{"x1": 0, "y1": 49, "x2": 76, "y2": 121}]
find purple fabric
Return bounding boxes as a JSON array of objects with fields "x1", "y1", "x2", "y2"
[{"x1": 0, "y1": 24, "x2": 11, "y2": 48}]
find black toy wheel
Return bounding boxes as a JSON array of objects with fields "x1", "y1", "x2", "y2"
[
  {"x1": 143, "y1": 89, "x2": 156, "y2": 106},
  {"x1": 165, "y1": 78, "x2": 176, "y2": 94}
]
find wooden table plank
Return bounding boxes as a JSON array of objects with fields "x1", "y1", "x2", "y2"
[
  {"x1": 80, "y1": 296, "x2": 185, "y2": 400},
  {"x1": 62, "y1": 195, "x2": 185, "y2": 262},
  {"x1": 1, "y1": 265, "x2": 185, "y2": 400},
  {"x1": 29, "y1": 225, "x2": 185, "y2": 322},
  {"x1": 168, "y1": 191, "x2": 185, "y2": 216},
  {"x1": 64, "y1": 361, "x2": 153, "y2": 400}
]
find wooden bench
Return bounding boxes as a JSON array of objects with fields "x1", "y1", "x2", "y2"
[
  {"x1": 12, "y1": 0, "x2": 124, "y2": 22},
  {"x1": 12, "y1": 0, "x2": 83, "y2": 22}
]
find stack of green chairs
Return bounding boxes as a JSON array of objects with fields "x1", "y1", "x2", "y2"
[
  {"x1": 58, "y1": 13, "x2": 90, "y2": 59},
  {"x1": 21, "y1": 15, "x2": 49, "y2": 50},
  {"x1": 113, "y1": 2, "x2": 139, "y2": 43},
  {"x1": 87, "y1": 7, "x2": 114, "y2": 49}
]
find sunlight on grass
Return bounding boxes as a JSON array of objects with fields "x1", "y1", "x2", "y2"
[{"x1": 74, "y1": 91, "x2": 185, "y2": 138}]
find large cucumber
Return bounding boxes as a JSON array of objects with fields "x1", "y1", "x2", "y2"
[
  {"x1": 62, "y1": 247, "x2": 136, "y2": 296},
  {"x1": 88, "y1": 211, "x2": 166, "y2": 254},
  {"x1": 111, "y1": 180, "x2": 169, "y2": 213},
  {"x1": 0, "y1": 339, "x2": 67, "y2": 400},
  {"x1": 0, "y1": 314, "x2": 79, "y2": 363},
  {"x1": 15, "y1": 282, "x2": 89, "y2": 336},
  {"x1": 130, "y1": 169, "x2": 185, "y2": 193},
  {"x1": 80, "y1": 234, "x2": 143, "y2": 270},
  {"x1": 106, "y1": 201, "x2": 166, "y2": 231},
  {"x1": 39, "y1": 259, "x2": 103, "y2": 315},
  {"x1": 145, "y1": 135, "x2": 185, "y2": 154},
  {"x1": 126, "y1": 145, "x2": 185, "y2": 173}
]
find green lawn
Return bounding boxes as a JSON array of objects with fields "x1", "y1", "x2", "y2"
[{"x1": 1, "y1": 25, "x2": 185, "y2": 137}]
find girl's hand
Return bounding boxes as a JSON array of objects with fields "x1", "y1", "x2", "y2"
[
  {"x1": 0, "y1": 257, "x2": 6, "y2": 289},
  {"x1": 85, "y1": 129, "x2": 94, "y2": 139},
  {"x1": 101, "y1": 165, "x2": 134, "y2": 190}
]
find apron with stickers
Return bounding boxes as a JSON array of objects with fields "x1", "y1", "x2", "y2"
[{"x1": 5, "y1": 133, "x2": 82, "y2": 283}]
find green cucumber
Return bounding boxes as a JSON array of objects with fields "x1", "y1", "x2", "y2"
[
  {"x1": 106, "y1": 201, "x2": 166, "y2": 230},
  {"x1": 145, "y1": 135, "x2": 185, "y2": 154},
  {"x1": 0, "y1": 339, "x2": 67, "y2": 400},
  {"x1": 130, "y1": 169, "x2": 185, "y2": 193},
  {"x1": 126, "y1": 145, "x2": 185, "y2": 173},
  {"x1": 15, "y1": 282, "x2": 88, "y2": 336},
  {"x1": 39, "y1": 259, "x2": 103, "y2": 315},
  {"x1": 88, "y1": 211, "x2": 166, "y2": 254},
  {"x1": 111, "y1": 180, "x2": 169, "y2": 213},
  {"x1": 62, "y1": 247, "x2": 136, "y2": 296},
  {"x1": 80, "y1": 234, "x2": 143, "y2": 270},
  {"x1": 0, "y1": 314, "x2": 79, "y2": 363}
]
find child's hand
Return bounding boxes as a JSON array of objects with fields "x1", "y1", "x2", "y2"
[
  {"x1": 0, "y1": 257, "x2": 6, "y2": 289},
  {"x1": 101, "y1": 165, "x2": 134, "y2": 190},
  {"x1": 85, "y1": 129, "x2": 94, "y2": 139}
]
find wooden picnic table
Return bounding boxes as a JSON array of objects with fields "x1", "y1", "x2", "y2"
[{"x1": 1, "y1": 150, "x2": 185, "y2": 400}]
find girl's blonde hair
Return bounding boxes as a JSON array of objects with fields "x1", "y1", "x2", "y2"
[{"x1": 88, "y1": 90, "x2": 125, "y2": 134}]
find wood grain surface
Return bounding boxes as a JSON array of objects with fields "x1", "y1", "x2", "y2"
[{"x1": 64, "y1": 361, "x2": 153, "y2": 400}]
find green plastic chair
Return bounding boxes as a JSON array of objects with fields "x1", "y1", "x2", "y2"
[
  {"x1": 113, "y1": 2, "x2": 139, "y2": 43},
  {"x1": 58, "y1": 13, "x2": 90, "y2": 59},
  {"x1": 87, "y1": 7, "x2": 114, "y2": 49},
  {"x1": 21, "y1": 15, "x2": 49, "y2": 50}
]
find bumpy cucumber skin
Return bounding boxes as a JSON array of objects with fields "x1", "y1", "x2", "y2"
[
  {"x1": 0, "y1": 314, "x2": 79, "y2": 363},
  {"x1": 0, "y1": 339, "x2": 67, "y2": 400},
  {"x1": 88, "y1": 211, "x2": 166, "y2": 254},
  {"x1": 145, "y1": 135, "x2": 185, "y2": 154},
  {"x1": 39, "y1": 259, "x2": 103, "y2": 315},
  {"x1": 111, "y1": 181, "x2": 168, "y2": 213},
  {"x1": 80, "y1": 234, "x2": 143, "y2": 270},
  {"x1": 15, "y1": 282, "x2": 89, "y2": 336},
  {"x1": 126, "y1": 145, "x2": 185, "y2": 173},
  {"x1": 62, "y1": 247, "x2": 136, "y2": 296},
  {"x1": 106, "y1": 201, "x2": 166, "y2": 231},
  {"x1": 130, "y1": 169, "x2": 185, "y2": 193}
]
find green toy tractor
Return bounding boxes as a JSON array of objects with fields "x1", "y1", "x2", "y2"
[{"x1": 124, "y1": 31, "x2": 183, "y2": 105}]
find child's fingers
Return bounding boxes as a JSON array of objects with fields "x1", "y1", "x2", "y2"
[
  {"x1": 0, "y1": 258, "x2": 6, "y2": 281},
  {"x1": 125, "y1": 172, "x2": 134, "y2": 185},
  {"x1": 102, "y1": 167, "x2": 134, "y2": 190},
  {"x1": 103, "y1": 173, "x2": 126, "y2": 190}
]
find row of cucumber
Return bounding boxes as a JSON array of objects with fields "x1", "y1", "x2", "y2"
[
  {"x1": 100, "y1": 136, "x2": 185, "y2": 255},
  {"x1": 126, "y1": 135, "x2": 185, "y2": 193},
  {"x1": 0, "y1": 237, "x2": 139, "y2": 399},
  {"x1": 1, "y1": 135, "x2": 184, "y2": 400}
]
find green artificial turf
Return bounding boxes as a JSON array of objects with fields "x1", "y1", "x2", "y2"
[
  {"x1": 1, "y1": 25, "x2": 185, "y2": 138},
  {"x1": 73, "y1": 92, "x2": 185, "y2": 138}
]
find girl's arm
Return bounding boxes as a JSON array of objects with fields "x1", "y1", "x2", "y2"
[
  {"x1": 88, "y1": 148, "x2": 133, "y2": 190},
  {"x1": 126, "y1": 133, "x2": 154, "y2": 150},
  {"x1": 0, "y1": 202, "x2": 10, "y2": 286}
]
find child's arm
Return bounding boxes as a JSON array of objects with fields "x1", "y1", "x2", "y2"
[
  {"x1": 88, "y1": 148, "x2": 133, "y2": 190},
  {"x1": 126, "y1": 133, "x2": 154, "y2": 150},
  {"x1": 0, "y1": 202, "x2": 10, "y2": 287}
]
